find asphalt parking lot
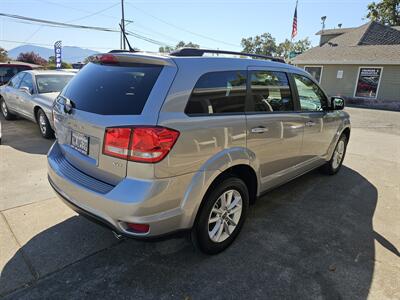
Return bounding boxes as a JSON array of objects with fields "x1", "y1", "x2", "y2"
[{"x1": 0, "y1": 107, "x2": 399, "y2": 299}]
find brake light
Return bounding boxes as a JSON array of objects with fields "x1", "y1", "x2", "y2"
[
  {"x1": 89, "y1": 54, "x2": 118, "y2": 64},
  {"x1": 103, "y1": 127, "x2": 179, "y2": 163},
  {"x1": 103, "y1": 128, "x2": 131, "y2": 159}
]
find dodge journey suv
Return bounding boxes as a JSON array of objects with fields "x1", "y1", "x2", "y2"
[{"x1": 47, "y1": 48, "x2": 350, "y2": 254}]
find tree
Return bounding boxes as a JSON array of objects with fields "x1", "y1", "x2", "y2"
[
  {"x1": 0, "y1": 47, "x2": 9, "y2": 62},
  {"x1": 292, "y1": 38, "x2": 311, "y2": 54},
  {"x1": 241, "y1": 33, "x2": 311, "y2": 59},
  {"x1": 276, "y1": 39, "x2": 292, "y2": 59},
  {"x1": 158, "y1": 45, "x2": 174, "y2": 53},
  {"x1": 159, "y1": 41, "x2": 200, "y2": 53},
  {"x1": 366, "y1": 0, "x2": 400, "y2": 25},
  {"x1": 17, "y1": 52, "x2": 47, "y2": 66},
  {"x1": 47, "y1": 56, "x2": 72, "y2": 69},
  {"x1": 241, "y1": 33, "x2": 277, "y2": 56}
]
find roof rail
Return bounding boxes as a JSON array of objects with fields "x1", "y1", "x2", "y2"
[{"x1": 169, "y1": 48, "x2": 285, "y2": 63}]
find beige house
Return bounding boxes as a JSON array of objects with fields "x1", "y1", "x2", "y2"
[{"x1": 293, "y1": 22, "x2": 400, "y2": 108}]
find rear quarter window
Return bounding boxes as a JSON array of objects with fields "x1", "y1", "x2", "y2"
[
  {"x1": 61, "y1": 62, "x2": 163, "y2": 115},
  {"x1": 185, "y1": 71, "x2": 247, "y2": 115}
]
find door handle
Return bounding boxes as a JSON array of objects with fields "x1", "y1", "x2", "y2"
[
  {"x1": 251, "y1": 126, "x2": 269, "y2": 133},
  {"x1": 305, "y1": 121, "x2": 316, "y2": 127}
]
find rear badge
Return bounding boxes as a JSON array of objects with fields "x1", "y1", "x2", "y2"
[{"x1": 112, "y1": 161, "x2": 124, "y2": 168}]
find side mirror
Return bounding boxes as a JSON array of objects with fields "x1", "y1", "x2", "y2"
[
  {"x1": 331, "y1": 96, "x2": 345, "y2": 110},
  {"x1": 19, "y1": 86, "x2": 31, "y2": 95}
]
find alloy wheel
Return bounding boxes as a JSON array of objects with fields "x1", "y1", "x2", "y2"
[
  {"x1": 332, "y1": 140, "x2": 345, "y2": 169},
  {"x1": 208, "y1": 189, "x2": 243, "y2": 243},
  {"x1": 39, "y1": 113, "x2": 47, "y2": 135},
  {"x1": 1, "y1": 101, "x2": 8, "y2": 117}
]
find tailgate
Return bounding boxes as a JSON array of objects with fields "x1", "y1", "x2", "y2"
[{"x1": 52, "y1": 55, "x2": 177, "y2": 185}]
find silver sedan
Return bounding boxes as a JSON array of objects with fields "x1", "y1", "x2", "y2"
[{"x1": 0, "y1": 70, "x2": 74, "y2": 138}]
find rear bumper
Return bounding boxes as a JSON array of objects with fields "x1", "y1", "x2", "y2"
[{"x1": 47, "y1": 142, "x2": 193, "y2": 238}]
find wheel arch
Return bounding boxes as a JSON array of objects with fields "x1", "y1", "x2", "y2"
[
  {"x1": 33, "y1": 106, "x2": 42, "y2": 123},
  {"x1": 182, "y1": 161, "x2": 259, "y2": 229},
  {"x1": 341, "y1": 127, "x2": 351, "y2": 141}
]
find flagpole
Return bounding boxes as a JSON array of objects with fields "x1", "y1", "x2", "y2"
[
  {"x1": 291, "y1": 0, "x2": 298, "y2": 43},
  {"x1": 290, "y1": 0, "x2": 298, "y2": 58}
]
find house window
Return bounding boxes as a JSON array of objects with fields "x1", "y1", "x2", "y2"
[
  {"x1": 355, "y1": 67, "x2": 382, "y2": 99},
  {"x1": 304, "y1": 66, "x2": 323, "y2": 83}
]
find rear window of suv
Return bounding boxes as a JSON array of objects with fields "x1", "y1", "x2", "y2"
[{"x1": 61, "y1": 62, "x2": 163, "y2": 115}]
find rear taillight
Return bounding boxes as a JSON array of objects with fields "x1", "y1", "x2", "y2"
[
  {"x1": 103, "y1": 127, "x2": 179, "y2": 163},
  {"x1": 103, "y1": 128, "x2": 131, "y2": 159}
]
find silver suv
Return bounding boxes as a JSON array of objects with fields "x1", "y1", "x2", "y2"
[{"x1": 47, "y1": 49, "x2": 350, "y2": 254}]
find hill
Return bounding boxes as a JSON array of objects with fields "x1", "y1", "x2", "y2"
[{"x1": 7, "y1": 45, "x2": 100, "y2": 63}]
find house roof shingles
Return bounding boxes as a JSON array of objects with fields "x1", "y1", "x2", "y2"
[
  {"x1": 359, "y1": 22, "x2": 400, "y2": 45},
  {"x1": 293, "y1": 22, "x2": 400, "y2": 65}
]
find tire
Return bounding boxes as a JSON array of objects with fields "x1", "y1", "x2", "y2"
[
  {"x1": 1, "y1": 98, "x2": 16, "y2": 120},
  {"x1": 37, "y1": 109, "x2": 54, "y2": 139},
  {"x1": 321, "y1": 134, "x2": 348, "y2": 175},
  {"x1": 191, "y1": 177, "x2": 249, "y2": 254}
]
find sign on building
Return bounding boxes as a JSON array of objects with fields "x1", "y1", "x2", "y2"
[{"x1": 355, "y1": 67, "x2": 382, "y2": 99}]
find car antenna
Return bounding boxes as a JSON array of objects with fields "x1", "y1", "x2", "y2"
[{"x1": 119, "y1": 23, "x2": 135, "y2": 52}]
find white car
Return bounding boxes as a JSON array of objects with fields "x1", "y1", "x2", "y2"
[{"x1": 0, "y1": 70, "x2": 74, "y2": 138}]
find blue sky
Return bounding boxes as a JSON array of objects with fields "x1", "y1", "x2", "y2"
[{"x1": 1, "y1": 0, "x2": 372, "y2": 52}]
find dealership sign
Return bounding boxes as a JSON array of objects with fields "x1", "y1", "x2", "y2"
[
  {"x1": 54, "y1": 40, "x2": 62, "y2": 69},
  {"x1": 355, "y1": 67, "x2": 382, "y2": 99}
]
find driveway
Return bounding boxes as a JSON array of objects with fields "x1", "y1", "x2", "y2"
[{"x1": 0, "y1": 107, "x2": 399, "y2": 299}]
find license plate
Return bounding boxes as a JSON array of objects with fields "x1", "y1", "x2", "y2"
[{"x1": 71, "y1": 131, "x2": 89, "y2": 155}]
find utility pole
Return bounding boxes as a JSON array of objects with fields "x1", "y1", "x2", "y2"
[{"x1": 121, "y1": 0, "x2": 126, "y2": 50}]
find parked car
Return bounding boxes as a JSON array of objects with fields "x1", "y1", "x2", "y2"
[
  {"x1": 0, "y1": 70, "x2": 74, "y2": 138},
  {"x1": 0, "y1": 62, "x2": 33, "y2": 86},
  {"x1": 47, "y1": 49, "x2": 350, "y2": 254}
]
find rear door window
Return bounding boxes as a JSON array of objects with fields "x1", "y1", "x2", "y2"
[
  {"x1": 61, "y1": 63, "x2": 163, "y2": 115},
  {"x1": 185, "y1": 71, "x2": 247, "y2": 115},
  {"x1": 8, "y1": 72, "x2": 26, "y2": 88},
  {"x1": 248, "y1": 71, "x2": 294, "y2": 112}
]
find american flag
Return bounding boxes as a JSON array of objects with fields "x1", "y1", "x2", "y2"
[{"x1": 291, "y1": 0, "x2": 298, "y2": 39}]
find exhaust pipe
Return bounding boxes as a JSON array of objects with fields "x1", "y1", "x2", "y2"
[{"x1": 112, "y1": 231, "x2": 124, "y2": 240}]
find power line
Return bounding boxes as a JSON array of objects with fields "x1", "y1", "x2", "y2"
[
  {"x1": 67, "y1": 2, "x2": 120, "y2": 23},
  {"x1": 1, "y1": 15, "x2": 172, "y2": 48},
  {"x1": 23, "y1": 2, "x2": 120, "y2": 43},
  {"x1": 0, "y1": 39, "x2": 112, "y2": 50},
  {"x1": 126, "y1": 30, "x2": 173, "y2": 47},
  {"x1": 133, "y1": 23, "x2": 181, "y2": 43},
  {"x1": 33, "y1": 0, "x2": 118, "y2": 20},
  {"x1": 125, "y1": 1, "x2": 240, "y2": 48},
  {"x1": 16, "y1": 0, "x2": 240, "y2": 48},
  {"x1": 0, "y1": 13, "x2": 118, "y2": 32}
]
